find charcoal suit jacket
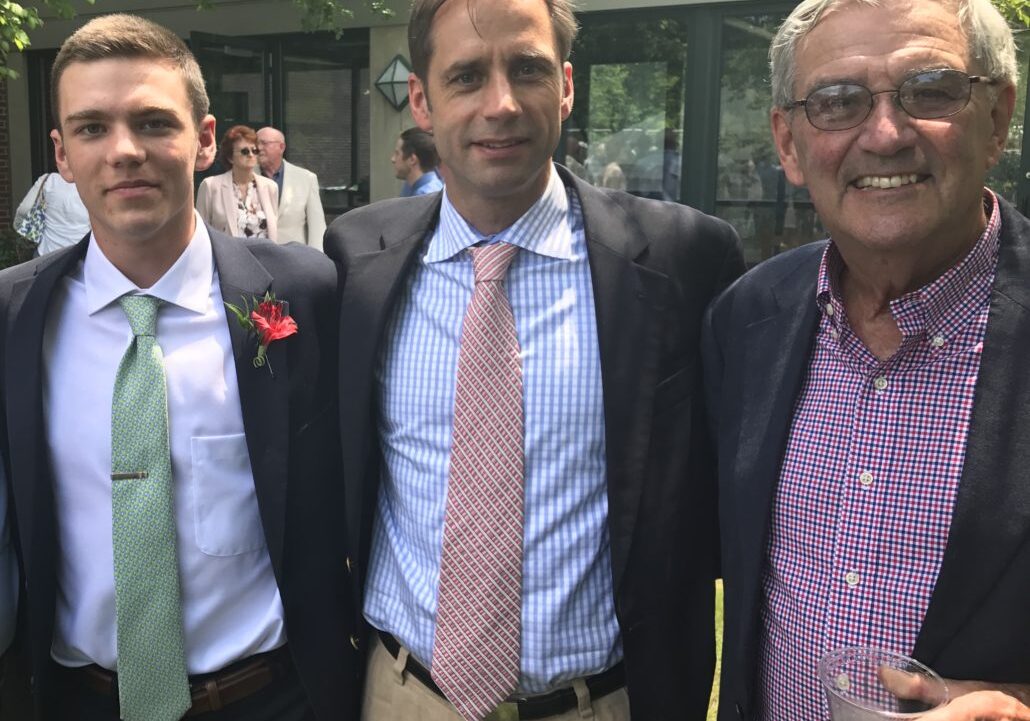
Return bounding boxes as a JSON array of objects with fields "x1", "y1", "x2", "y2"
[
  {"x1": 325, "y1": 165, "x2": 745, "y2": 720},
  {"x1": 0, "y1": 228, "x2": 357, "y2": 720},
  {"x1": 703, "y1": 196, "x2": 1030, "y2": 720}
]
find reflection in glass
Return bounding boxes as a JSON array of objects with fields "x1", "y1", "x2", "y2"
[
  {"x1": 986, "y1": 41, "x2": 1028, "y2": 204},
  {"x1": 566, "y1": 16, "x2": 687, "y2": 202},
  {"x1": 717, "y1": 15, "x2": 824, "y2": 265}
]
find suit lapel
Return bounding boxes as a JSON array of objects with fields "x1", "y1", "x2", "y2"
[
  {"x1": 729, "y1": 254, "x2": 820, "y2": 672},
  {"x1": 567, "y1": 172, "x2": 673, "y2": 593},
  {"x1": 914, "y1": 200, "x2": 1030, "y2": 664},
  {"x1": 209, "y1": 231, "x2": 289, "y2": 576},
  {"x1": 279, "y1": 162, "x2": 295, "y2": 214},
  {"x1": 339, "y1": 199, "x2": 440, "y2": 569},
  {"x1": 220, "y1": 178, "x2": 240, "y2": 236},
  {"x1": 5, "y1": 241, "x2": 87, "y2": 629}
]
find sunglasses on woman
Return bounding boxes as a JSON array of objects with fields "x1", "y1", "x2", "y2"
[{"x1": 237, "y1": 147, "x2": 259, "y2": 156}]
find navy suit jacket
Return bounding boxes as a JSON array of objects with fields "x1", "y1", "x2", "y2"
[
  {"x1": 0, "y1": 229, "x2": 358, "y2": 720},
  {"x1": 703, "y1": 197, "x2": 1030, "y2": 721},
  {"x1": 325, "y1": 166, "x2": 746, "y2": 720}
]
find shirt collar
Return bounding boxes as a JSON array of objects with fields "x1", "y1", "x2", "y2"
[
  {"x1": 426, "y1": 163, "x2": 573, "y2": 263},
  {"x1": 411, "y1": 171, "x2": 438, "y2": 193},
  {"x1": 816, "y1": 189, "x2": 1002, "y2": 339},
  {"x1": 84, "y1": 210, "x2": 214, "y2": 316}
]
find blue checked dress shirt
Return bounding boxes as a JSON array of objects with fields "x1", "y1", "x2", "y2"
[{"x1": 365, "y1": 166, "x2": 622, "y2": 694}]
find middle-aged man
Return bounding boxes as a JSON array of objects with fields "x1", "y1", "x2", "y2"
[
  {"x1": 703, "y1": 1, "x2": 1030, "y2": 720},
  {"x1": 391, "y1": 127, "x2": 444, "y2": 197},
  {"x1": 325, "y1": 0, "x2": 744, "y2": 720},
  {"x1": 0, "y1": 14, "x2": 356, "y2": 721},
  {"x1": 257, "y1": 126, "x2": 327, "y2": 249}
]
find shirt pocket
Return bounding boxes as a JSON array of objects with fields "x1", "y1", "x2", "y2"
[{"x1": 191, "y1": 434, "x2": 265, "y2": 556}]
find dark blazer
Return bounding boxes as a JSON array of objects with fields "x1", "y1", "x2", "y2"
[
  {"x1": 0, "y1": 229, "x2": 357, "y2": 720},
  {"x1": 325, "y1": 166, "x2": 745, "y2": 720},
  {"x1": 703, "y1": 197, "x2": 1030, "y2": 721}
]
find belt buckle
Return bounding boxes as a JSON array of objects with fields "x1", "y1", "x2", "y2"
[{"x1": 484, "y1": 702, "x2": 520, "y2": 721}]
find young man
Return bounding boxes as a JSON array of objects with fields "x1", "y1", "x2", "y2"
[
  {"x1": 326, "y1": 0, "x2": 744, "y2": 719},
  {"x1": 256, "y1": 127, "x2": 327, "y2": 249},
  {"x1": 0, "y1": 14, "x2": 356, "y2": 721},
  {"x1": 705, "y1": 1, "x2": 1030, "y2": 720},
  {"x1": 391, "y1": 127, "x2": 443, "y2": 196}
]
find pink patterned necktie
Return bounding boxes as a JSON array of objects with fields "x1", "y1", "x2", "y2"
[{"x1": 432, "y1": 242, "x2": 525, "y2": 721}]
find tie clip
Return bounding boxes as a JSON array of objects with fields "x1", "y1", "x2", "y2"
[{"x1": 110, "y1": 472, "x2": 149, "y2": 481}]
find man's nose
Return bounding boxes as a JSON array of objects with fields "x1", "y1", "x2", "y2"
[
  {"x1": 483, "y1": 72, "x2": 520, "y2": 118},
  {"x1": 856, "y1": 92, "x2": 916, "y2": 154}
]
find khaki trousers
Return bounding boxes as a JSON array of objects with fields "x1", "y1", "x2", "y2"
[{"x1": 361, "y1": 635, "x2": 631, "y2": 721}]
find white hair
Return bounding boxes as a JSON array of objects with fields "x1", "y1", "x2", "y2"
[{"x1": 769, "y1": 0, "x2": 1018, "y2": 107}]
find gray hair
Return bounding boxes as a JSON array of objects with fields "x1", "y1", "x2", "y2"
[{"x1": 769, "y1": 0, "x2": 1018, "y2": 108}]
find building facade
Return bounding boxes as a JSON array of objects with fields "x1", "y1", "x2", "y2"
[{"x1": 6, "y1": 0, "x2": 1030, "y2": 263}]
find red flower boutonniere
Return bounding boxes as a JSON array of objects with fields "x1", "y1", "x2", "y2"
[{"x1": 225, "y1": 292, "x2": 298, "y2": 374}]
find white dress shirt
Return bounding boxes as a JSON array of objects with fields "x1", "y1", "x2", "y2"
[
  {"x1": 0, "y1": 461, "x2": 17, "y2": 656},
  {"x1": 42, "y1": 215, "x2": 286, "y2": 673}
]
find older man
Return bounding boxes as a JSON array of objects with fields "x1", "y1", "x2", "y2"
[
  {"x1": 257, "y1": 127, "x2": 327, "y2": 249},
  {"x1": 325, "y1": 0, "x2": 743, "y2": 719},
  {"x1": 704, "y1": 1, "x2": 1030, "y2": 721}
]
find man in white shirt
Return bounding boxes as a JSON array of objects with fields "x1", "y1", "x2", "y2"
[
  {"x1": 257, "y1": 127, "x2": 327, "y2": 249},
  {"x1": 0, "y1": 14, "x2": 356, "y2": 721}
]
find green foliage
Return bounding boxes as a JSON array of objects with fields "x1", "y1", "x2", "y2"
[
  {"x1": 997, "y1": 0, "x2": 1030, "y2": 28},
  {"x1": 0, "y1": 0, "x2": 390, "y2": 79}
]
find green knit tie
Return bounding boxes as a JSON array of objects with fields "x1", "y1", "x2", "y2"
[{"x1": 111, "y1": 294, "x2": 191, "y2": 721}]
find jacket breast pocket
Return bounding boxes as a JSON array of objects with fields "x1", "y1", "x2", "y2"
[
  {"x1": 653, "y1": 364, "x2": 694, "y2": 415},
  {"x1": 191, "y1": 434, "x2": 265, "y2": 556}
]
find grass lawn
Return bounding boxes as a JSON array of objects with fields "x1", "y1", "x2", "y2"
[{"x1": 708, "y1": 580, "x2": 724, "y2": 721}]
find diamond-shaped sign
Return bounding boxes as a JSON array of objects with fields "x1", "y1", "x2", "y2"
[{"x1": 375, "y1": 54, "x2": 412, "y2": 111}]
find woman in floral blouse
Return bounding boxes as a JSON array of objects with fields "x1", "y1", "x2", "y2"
[{"x1": 197, "y1": 125, "x2": 279, "y2": 240}]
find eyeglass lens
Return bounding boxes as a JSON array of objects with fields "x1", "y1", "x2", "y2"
[{"x1": 802, "y1": 69, "x2": 978, "y2": 131}]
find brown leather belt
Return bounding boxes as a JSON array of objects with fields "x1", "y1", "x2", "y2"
[
  {"x1": 58, "y1": 645, "x2": 292, "y2": 716},
  {"x1": 378, "y1": 630, "x2": 625, "y2": 720}
]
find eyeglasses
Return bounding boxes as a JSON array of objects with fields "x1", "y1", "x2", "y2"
[
  {"x1": 786, "y1": 69, "x2": 997, "y2": 131},
  {"x1": 237, "y1": 146, "x2": 259, "y2": 156}
]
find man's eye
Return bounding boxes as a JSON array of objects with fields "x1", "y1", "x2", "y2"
[
  {"x1": 515, "y1": 63, "x2": 542, "y2": 78},
  {"x1": 76, "y1": 123, "x2": 105, "y2": 137},
  {"x1": 141, "y1": 118, "x2": 174, "y2": 131}
]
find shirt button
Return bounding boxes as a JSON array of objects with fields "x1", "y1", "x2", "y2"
[
  {"x1": 873, "y1": 376, "x2": 889, "y2": 392},
  {"x1": 825, "y1": 305, "x2": 835, "y2": 317},
  {"x1": 931, "y1": 335, "x2": 945, "y2": 348},
  {"x1": 830, "y1": 327, "x2": 840, "y2": 340},
  {"x1": 859, "y1": 471, "x2": 874, "y2": 487},
  {"x1": 845, "y1": 571, "x2": 861, "y2": 587}
]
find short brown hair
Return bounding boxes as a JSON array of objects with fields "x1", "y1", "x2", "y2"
[
  {"x1": 51, "y1": 14, "x2": 210, "y2": 130},
  {"x1": 219, "y1": 125, "x2": 258, "y2": 167},
  {"x1": 408, "y1": 0, "x2": 579, "y2": 81},
  {"x1": 399, "y1": 127, "x2": 439, "y2": 172}
]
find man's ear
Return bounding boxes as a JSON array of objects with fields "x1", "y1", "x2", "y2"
[
  {"x1": 771, "y1": 107, "x2": 807, "y2": 188},
  {"x1": 50, "y1": 128, "x2": 75, "y2": 183},
  {"x1": 985, "y1": 81, "x2": 1016, "y2": 170},
  {"x1": 409, "y1": 74, "x2": 432, "y2": 132},
  {"x1": 560, "y1": 61, "x2": 574, "y2": 122},
  {"x1": 196, "y1": 114, "x2": 217, "y2": 173}
]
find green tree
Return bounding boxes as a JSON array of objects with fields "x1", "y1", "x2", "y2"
[{"x1": 0, "y1": 0, "x2": 391, "y2": 79}]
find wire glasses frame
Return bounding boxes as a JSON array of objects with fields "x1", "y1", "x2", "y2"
[{"x1": 786, "y1": 69, "x2": 998, "y2": 131}]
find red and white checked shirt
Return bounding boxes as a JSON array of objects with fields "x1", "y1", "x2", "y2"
[{"x1": 757, "y1": 192, "x2": 1002, "y2": 721}]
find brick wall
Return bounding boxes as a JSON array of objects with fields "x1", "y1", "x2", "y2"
[{"x1": 0, "y1": 79, "x2": 10, "y2": 230}]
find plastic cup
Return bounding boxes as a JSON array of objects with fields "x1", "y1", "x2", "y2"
[{"x1": 818, "y1": 647, "x2": 949, "y2": 720}]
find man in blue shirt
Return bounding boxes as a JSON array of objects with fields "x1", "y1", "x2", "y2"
[
  {"x1": 393, "y1": 127, "x2": 443, "y2": 197},
  {"x1": 326, "y1": 0, "x2": 744, "y2": 719}
]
